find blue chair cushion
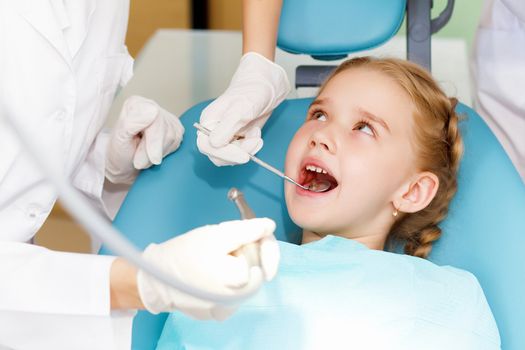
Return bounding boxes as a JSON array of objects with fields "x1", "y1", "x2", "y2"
[
  {"x1": 432, "y1": 104, "x2": 525, "y2": 350},
  {"x1": 101, "y1": 99, "x2": 525, "y2": 349},
  {"x1": 277, "y1": 0, "x2": 406, "y2": 59}
]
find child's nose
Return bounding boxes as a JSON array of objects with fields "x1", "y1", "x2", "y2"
[{"x1": 308, "y1": 128, "x2": 336, "y2": 154}]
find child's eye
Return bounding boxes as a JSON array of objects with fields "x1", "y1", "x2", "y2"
[
  {"x1": 354, "y1": 121, "x2": 375, "y2": 136},
  {"x1": 306, "y1": 110, "x2": 328, "y2": 122},
  {"x1": 316, "y1": 113, "x2": 327, "y2": 122}
]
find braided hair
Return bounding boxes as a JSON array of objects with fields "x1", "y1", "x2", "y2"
[{"x1": 393, "y1": 93, "x2": 462, "y2": 258}]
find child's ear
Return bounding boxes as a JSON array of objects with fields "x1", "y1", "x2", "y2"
[{"x1": 394, "y1": 172, "x2": 439, "y2": 214}]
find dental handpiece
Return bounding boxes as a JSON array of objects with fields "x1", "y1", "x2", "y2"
[{"x1": 228, "y1": 188, "x2": 261, "y2": 268}]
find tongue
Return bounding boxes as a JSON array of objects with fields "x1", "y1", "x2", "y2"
[{"x1": 303, "y1": 171, "x2": 338, "y2": 191}]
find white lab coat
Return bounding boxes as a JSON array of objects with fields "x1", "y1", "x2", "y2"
[
  {"x1": 472, "y1": 0, "x2": 525, "y2": 182},
  {"x1": 0, "y1": 0, "x2": 136, "y2": 349}
]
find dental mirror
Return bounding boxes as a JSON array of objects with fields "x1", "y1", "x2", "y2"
[{"x1": 305, "y1": 179, "x2": 332, "y2": 193}]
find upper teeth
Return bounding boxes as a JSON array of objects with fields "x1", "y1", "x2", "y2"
[{"x1": 305, "y1": 164, "x2": 327, "y2": 174}]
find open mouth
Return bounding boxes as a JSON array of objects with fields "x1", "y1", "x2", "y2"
[{"x1": 299, "y1": 163, "x2": 339, "y2": 192}]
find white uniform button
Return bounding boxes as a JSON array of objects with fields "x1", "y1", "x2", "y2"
[{"x1": 27, "y1": 204, "x2": 42, "y2": 219}]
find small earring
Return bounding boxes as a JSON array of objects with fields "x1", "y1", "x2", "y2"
[{"x1": 392, "y1": 204, "x2": 399, "y2": 217}]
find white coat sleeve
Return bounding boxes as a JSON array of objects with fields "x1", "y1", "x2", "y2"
[
  {"x1": 72, "y1": 51, "x2": 135, "y2": 224},
  {"x1": 472, "y1": 0, "x2": 525, "y2": 181},
  {"x1": 71, "y1": 129, "x2": 131, "y2": 224},
  {"x1": 69, "y1": 129, "x2": 130, "y2": 255},
  {"x1": 0, "y1": 242, "x2": 135, "y2": 350}
]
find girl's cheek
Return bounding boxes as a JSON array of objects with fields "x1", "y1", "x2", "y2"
[
  {"x1": 287, "y1": 123, "x2": 317, "y2": 161},
  {"x1": 294, "y1": 125, "x2": 315, "y2": 145},
  {"x1": 299, "y1": 122, "x2": 318, "y2": 133},
  {"x1": 285, "y1": 138, "x2": 301, "y2": 172}
]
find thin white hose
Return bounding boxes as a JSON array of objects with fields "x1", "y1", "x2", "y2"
[{"x1": 3, "y1": 112, "x2": 262, "y2": 303}]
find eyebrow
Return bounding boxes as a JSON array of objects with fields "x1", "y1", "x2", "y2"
[
  {"x1": 357, "y1": 108, "x2": 391, "y2": 134},
  {"x1": 308, "y1": 98, "x2": 328, "y2": 109}
]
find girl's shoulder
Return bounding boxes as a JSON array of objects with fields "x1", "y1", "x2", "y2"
[
  {"x1": 393, "y1": 252, "x2": 499, "y2": 342},
  {"x1": 394, "y1": 251, "x2": 481, "y2": 292}
]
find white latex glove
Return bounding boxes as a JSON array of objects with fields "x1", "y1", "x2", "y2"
[
  {"x1": 137, "y1": 218, "x2": 280, "y2": 320},
  {"x1": 197, "y1": 52, "x2": 290, "y2": 166},
  {"x1": 106, "y1": 95, "x2": 185, "y2": 185}
]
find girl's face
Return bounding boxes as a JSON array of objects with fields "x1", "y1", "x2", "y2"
[{"x1": 285, "y1": 68, "x2": 419, "y2": 244}]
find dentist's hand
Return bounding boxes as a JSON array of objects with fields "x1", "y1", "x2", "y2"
[
  {"x1": 106, "y1": 96, "x2": 185, "y2": 185},
  {"x1": 197, "y1": 52, "x2": 290, "y2": 166},
  {"x1": 136, "y1": 218, "x2": 280, "y2": 320}
]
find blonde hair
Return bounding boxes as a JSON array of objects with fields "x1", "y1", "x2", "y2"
[{"x1": 320, "y1": 57, "x2": 463, "y2": 259}]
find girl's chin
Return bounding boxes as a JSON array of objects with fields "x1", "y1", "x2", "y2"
[{"x1": 289, "y1": 211, "x2": 330, "y2": 232}]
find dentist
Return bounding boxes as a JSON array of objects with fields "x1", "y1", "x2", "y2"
[{"x1": 0, "y1": 0, "x2": 282, "y2": 349}]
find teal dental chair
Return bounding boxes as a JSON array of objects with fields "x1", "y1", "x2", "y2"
[{"x1": 100, "y1": 1, "x2": 525, "y2": 348}]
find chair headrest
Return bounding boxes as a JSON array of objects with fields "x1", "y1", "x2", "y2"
[{"x1": 277, "y1": 0, "x2": 406, "y2": 60}]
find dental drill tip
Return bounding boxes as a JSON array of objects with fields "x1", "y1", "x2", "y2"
[{"x1": 228, "y1": 187, "x2": 240, "y2": 201}]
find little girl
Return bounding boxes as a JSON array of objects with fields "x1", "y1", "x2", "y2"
[{"x1": 156, "y1": 57, "x2": 500, "y2": 349}]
